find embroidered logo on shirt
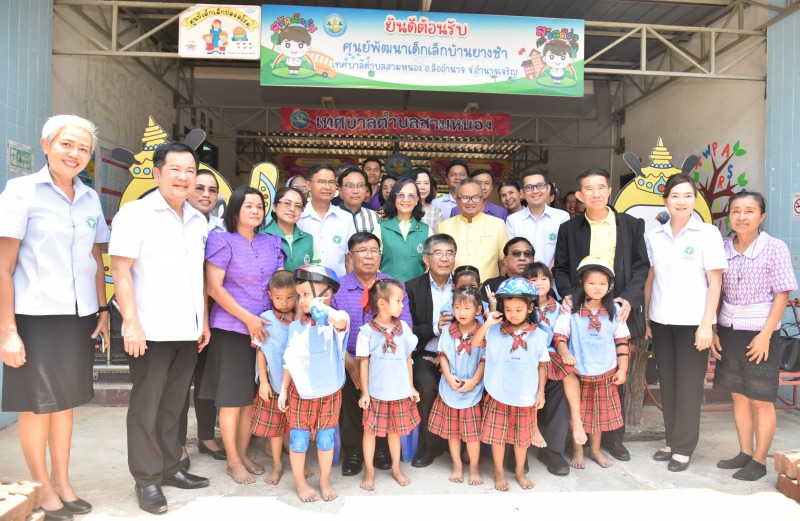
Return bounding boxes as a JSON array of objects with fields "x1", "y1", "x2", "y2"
[
  {"x1": 416, "y1": 244, "x2": 424, "y2": 254},
  {"x1": 303, "y1": 253, "x2": 311, "y2": 264},
  {"x1": 85, "y1": 216, "x2": 97, "y2": 229},
  {"x1": 333, "y1": 235, "x2": 342, "y2": 244},
  {"x1": 548, "y1": 232, "x2": 556, "y2": 242},
  {"x1": 684, "y1": 246, "x2": 694, "y2": 255}
]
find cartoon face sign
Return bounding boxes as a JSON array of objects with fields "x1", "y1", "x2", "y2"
[{"x1": 282, "y1": 39, "x2": 309, "y2": 58}]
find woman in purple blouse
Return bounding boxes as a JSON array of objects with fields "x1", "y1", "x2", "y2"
[
  {"x1": 712, "y1": 192, "x2": 797, "y2": 481},
  {"x1": 200, "y1": 186, "x2": 286, "y2": 484}
]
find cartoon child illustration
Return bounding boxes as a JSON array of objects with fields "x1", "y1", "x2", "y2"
[
  {"x1": 534, "y1": 37, "x2": 579, "y2": 84},
  {"x1": 218, "y1": 32, "x2": 228, "y2": 54},
  {"x1": 203, "y1": 34, "x2": 215, "y2": 54},
  {"x1": 232, "y1": 26, "x2": 248, "y2": 42},
  {"x1": 210, "y1": 19, "x2": 223, "y2": 48},
  {"x1": 278, "y1": 25, "x2": 312, "y2": 75}
]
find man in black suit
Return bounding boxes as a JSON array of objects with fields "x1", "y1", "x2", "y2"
[
  {"x1": 404, "y1": 233, "x2": 457, "y2": 467},
  {"x1": 552, "y1": 167, "x2": 649, "y2": 463}
]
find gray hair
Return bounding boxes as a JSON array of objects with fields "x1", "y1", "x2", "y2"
[
  {"x1": 41, "y1": 115, "x2": 98, "y2": 152},
  {"x1": 455, "y1": 177, "x2": 482, "y2": 197}
]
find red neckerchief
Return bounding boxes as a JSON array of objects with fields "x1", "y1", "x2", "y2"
[
  {"x1": 539, "y1": 297, "x2": 558, "y2": 326},
  {"x1": 448, "y1": 322, "x2": 482, "y2": 355},
  {"x1": 368, "y1": 318, "x2": 403, "y2": 354},
  {"x1": 577, "y1": 305, "x2": 608, "y2": 332},
  {"x1": 301, "y1": 313, "x2": 316, "y2": 327},
  {"x1": 274, "y1": 310, "x2": 292, "y2": 326},
  {"x1": 499, "y1": 321, "x2": 538, "y2": 352}
]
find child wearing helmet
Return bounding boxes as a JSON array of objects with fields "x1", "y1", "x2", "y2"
[
  {"x1": 278, "y1": 264, "x2": 349, "y2": 503},
  {"x1": 355, "y1": 278, "x2": 420, "y2": 491},
  {"x1": 471, "y1": 277, "x2": 550, "y2": 491},
  {"x1": 552, "y1": 256, "x2": 631, "y2": 470}
]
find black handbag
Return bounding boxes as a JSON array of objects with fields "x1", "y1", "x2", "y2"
[{"x1": 780, "y1": 302, "x2": 800, "y2": 371}]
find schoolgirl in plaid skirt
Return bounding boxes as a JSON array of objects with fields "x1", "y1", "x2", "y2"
[
  {"x1": 429, "y1": 286, "x2": 486, "y2": 485},
  {"x1": 552, "y1": 257, "x2": 630, "y2": 470},
  {"x1": 356, "y1": 278, "x2": 420, "y2": 491}
]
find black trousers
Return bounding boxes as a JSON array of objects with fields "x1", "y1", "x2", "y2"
[
  {"x1": 412, "y1": 352, "x2": 441, "y2": 456},
  {"x1": 127, "y1": 340, "x2": 198, "y2": 487},
  {"x1": 651, "y1": 322, "x2": 709, "y2": 456},
  {"x1": 538, "y1": 379, "x2": 570, "y2": 455},
  {"x1": 178, "y1": 347, "x2": 217, "y2": 444},
  {"x1": 340, "y1": 371, "x2": 388, "y2": 454}
]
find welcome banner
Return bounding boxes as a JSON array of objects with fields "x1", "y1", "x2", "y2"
[
  {"x1": 281, "y1": 108, "x2": 511, "y2": 136},
  {"x1": 260, "y1": 6, "x2": 584, "y2": 96}
]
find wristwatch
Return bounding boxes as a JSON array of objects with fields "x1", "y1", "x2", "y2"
[{"x1": 98, "y1": 305, "x2": 111, "y2": 313}]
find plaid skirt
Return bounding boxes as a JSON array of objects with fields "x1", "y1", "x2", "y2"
[
  {"x1": 286, "y1": 384, "x2": 342, "y2": 437},
  {"x1": 578, "y1": 369, "x2": 623, "y2": 433},
  {"x1": 479, "y1": 394, "x2": 538, "y2": 448},
  {"x1": 428, "y1": 395, "x2": 481, "y2": 442},
  {"x1": 547, "y1": 351, "x2": 577, "y2": 381},
  {"x1": 250, "y1": 393, "x2": 287, "y2": 438},
  {"x1": 362, "y1": 396, "x2": 420, "y2": 436}
]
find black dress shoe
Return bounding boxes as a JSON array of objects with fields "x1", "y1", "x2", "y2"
[
  {"x1": 653, "y1": 450, "x2": 672, "y2": 462},
  {"x1": 537, "y1": 448, "x2": 570, "y2": 476},
  {"x1": 667, "y1": 458, "x2": 690, "y2": 472},
  {"x1": 411, "y1": 449, "x2": 434, "y2": 468},
  {"x1": 42, "y1": 506, "x2": 74, "y2": 521},
  {"x1": 341, "y1": 451, "x2": 363, "y2": 476},
  {"x1": 373, "y1": 449, "x2": 392, "y2": 470},
  {"x1": 135, "y1": 484, "x2": 168, "y2": 515},
  {"x1": 162, "y1": 469, "x2": 210, "y2": 489},
  {"x1": 59, "y1": 498, "x2": 92, "y2": 515},
  {"x1": 197, "y1": 440, "x2": 227, "y2": 460},
  {"x1": 603, "y1": 441, "x2": 631, "y2": 461}
]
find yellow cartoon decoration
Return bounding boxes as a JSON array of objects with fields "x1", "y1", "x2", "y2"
[{"x1": 614, "y1": 137, "x2": 712, "y2": 233}]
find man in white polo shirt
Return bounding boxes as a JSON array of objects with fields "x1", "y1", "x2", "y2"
[
  {"x1": 506, "y1": 167, "x2": 570, "y2": 268},
  {"x1": 298, "y1": 163, "x2": 356, "y2": 276},
  {"x1": 110, "y1": 142, "x2": 211, "y2": 515}
]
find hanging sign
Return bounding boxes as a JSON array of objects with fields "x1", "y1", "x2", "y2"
[
  {"x1": 260, "y1": 6, "x2": 584, "y2": 96},
  {"x1": 179, "y1": 4, "x2": 261, "y2": 59}
]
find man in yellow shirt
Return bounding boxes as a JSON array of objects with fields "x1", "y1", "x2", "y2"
[{"x1": 436, "y1": 178, "x2": 508, "y2": 280}]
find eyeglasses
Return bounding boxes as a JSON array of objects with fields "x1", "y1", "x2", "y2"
[
  {"x1": 395, "y1": 193, "x2": 419, "y2": 201},
  {"x1": 509, "y1": 250, "x2": 534, "y2": 258},
  {"x1": 343, "y1": 183, "x2": 366, "y2": 191},
  {"x1": 426, "y1": 250, "x2": 455, "y2": 259},
  {"x1": 351, "y1": 248, "x2": 381, "y2": 257},
  {"x1": 276, "y1": 200, "x2": 304, "y2": 212},
  {"x1": 523, "y1": 183, "x2": 548, "y2": 192},
  {"x1": 458, "y1": 195, "x2": 483, "y2": 204},
  {"x1": 194, "y1": 185, "x2": 218, "y2": 195},
  {"x1": 313, "y1": 179, "x2": 338, "y2": 187},
  {"x1": 581, "y1": 184, "x2": 609, "y2": 194}
]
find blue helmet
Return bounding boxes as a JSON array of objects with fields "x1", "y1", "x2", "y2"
[
  {"x1": 294, "y1": 264, "x2": 340, "y2": 293},
  {"x1": 496, "y1": 277, "x2": 539, "y2": 302}
]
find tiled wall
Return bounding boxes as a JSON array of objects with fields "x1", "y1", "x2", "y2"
[
  {"x1": 0, "y1": 0, "x2": 52, "y2": 429},
  {"x1": 765, "y1": 6, "x2": 799, "y2": 411}
]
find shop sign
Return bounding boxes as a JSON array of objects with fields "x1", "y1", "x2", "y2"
[
  {"x1": 179, "y1": 4, "x2": 261, "y2": 59},
  {"x1": 261, "y1": 6, "x2": 584, "y2": 97}
]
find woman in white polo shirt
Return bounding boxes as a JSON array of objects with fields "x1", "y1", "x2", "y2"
[
  {"x1": 0, "y1": 115, "x2": 110, "y2": 519},
  {"x1": 644, "y1": 173, "x2": 727, "y2": 472}
]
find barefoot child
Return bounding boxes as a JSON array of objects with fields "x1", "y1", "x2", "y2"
[
  {"x1": 428, "y1": 285, "x2": 486, "y2": 485},
  {"x1": 278, "y1": 265, "x2": 349, "y2": 502},
  {"x1": 473, "y1": 278, "x2": 550, "y2": 491},
  {"x1": 525, "y1": 262, "x2": 588, "y2": 447},
  {"x1": 552, "y1": 257, "x2": 630, "y2": 469},
  {"x1": 356, "y1": 278, "x2": 421, "y2": 491},
  {"x1": 251, "y1": 270, "x2": 301, "y2": 485}
]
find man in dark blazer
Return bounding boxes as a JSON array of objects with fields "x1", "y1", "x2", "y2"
[
  {"x1": 405, "y1": 233, "x2": 457, "y2": 467},
  {"x1": 553, "y1": 167, "x2": 650, "y2": 462}
]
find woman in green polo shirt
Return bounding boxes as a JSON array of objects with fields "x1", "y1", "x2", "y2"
[
  {"x1": 260, "y1": 186, "x2": 315, "y2": 271},
  {"x1": 373, "y1": 177, "x2": 431, "y2": 282}
]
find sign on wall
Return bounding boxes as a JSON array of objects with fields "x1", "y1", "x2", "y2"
[
  {"x1": 6, "y1": 140, "x2": 33, "y2": 174},
  {"x1": 261, "y1": 6, "x2": 584, "y2": 96},
  {"x1": 179, "y1": 4, "x2": 261, "y2": 59},
  {"x1": 281, "y1": 107, "x2": 510, "y2": 136}
]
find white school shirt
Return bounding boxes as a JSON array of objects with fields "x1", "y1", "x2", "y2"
[
  {"x1": 645, "y1": 218, "x2": 727, "y2": 326},
  {"x1": 505, "y1": 205, "x2": 570, "y2": 266},
  {"x1": 109, "y1": 190, "x2": 207, "y2": 341},
  {"x1": 0, "y1": 167, "x2": 110, "y2": 316},
  {"x1": 298, "y1": 202, "x2": 356, "y2": 277}
]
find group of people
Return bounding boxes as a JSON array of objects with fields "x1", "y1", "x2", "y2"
[{"x1": 0, "y1": 115, "x2": 795, "y2": 519}]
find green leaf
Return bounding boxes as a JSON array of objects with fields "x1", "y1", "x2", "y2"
[
  {"x1": 693, "y1": 171, "x2": 700, "y2": 183},
  {"x1": 732, "y1": 140, "x2": 740, "y2": 152},
  {"x1": 738, "y1": 172, "x2": 749, "y2": 187},
  {"x1": 734, "y1": 148, "x2": 746, "y2": 156}
]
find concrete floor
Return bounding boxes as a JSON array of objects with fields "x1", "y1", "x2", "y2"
[{"x1": 1, "y1": 406, "x2": 798, "y2": 520}]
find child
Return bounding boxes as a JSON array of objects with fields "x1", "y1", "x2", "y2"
[
  {"x1": 251, "y1": 270, "x2": 299, "y2": 485},
  {"x1": 428, "y1": 286, "x2": 486, "y2": 485},
  {"x1": 278, "y1": 264, "x2": 349, "y2": 503},
  {"x1": 356, "y1": 278, "x2": 420, "y2": 491},
  {"x1": 472, "y1": 278, "x2": 549, "y2": 491},
  {"x1": 446, "y1": 265, "x2": 493, "y2": 316},
  {"x1": 552, "y1": 257, "x2": 630, "y2": 469},
  {"x1": 525, "y1": 263, "x2": 587, "y2": 447}
]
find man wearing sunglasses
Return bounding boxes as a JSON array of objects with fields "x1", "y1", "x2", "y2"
[
  {"x1": 506, "y1": 167, "x2": 570, "y2": 268},
  {"x1": 482, "y1": 237, "x2": 536, "y2": 296}
]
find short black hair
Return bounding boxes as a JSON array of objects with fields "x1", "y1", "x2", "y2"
[
  {"x1": 382, "y1": 177, "x2": 425, "y2": 221},
  {"x1": 306, "y1": 163, "x2": 336, "y2": 179},
  {"x1": 367, "y1": 278, "x2": 404, "y2": 315},
  {"x1": 446, "y1": 159, "x2": 470, "y2": 177},
  {"x1": 453, "y1": 265, "x2": 481, "y2": 285},
  {"x1": 503, "y1": 237, "x2": 534, "y2": 256},
  {"x1": 520, "y1": 166, "x2": 549, "y2": 186},
  {"x1": 424, "y1": 233, "x2": 457, "y2": 254},
  {"x1": 224, "y1": 186, "x2": 264, "y2": 232},
  {"x1": 470, "y1": 168, "x2": 494, "y2": 181},
  {"x1": 196, "y1": 169, "x2": 219, "y2": 187},
  {"x1": 153, "y1": 142, "x2": 199, "y2": 171},
  {"x1": 663, "y1": 172, "x2": 697, "y2": 199},
  {"x1": 269, "y1": 270, "x2": 296, "y2": 291},
  {"x1": 361, "y1": 156, "x2": 383, "y2": 169},
  {"x1": 497, "y1": 179, "x2": 521, "y2": 192},
  {"x1": 337, "y1": 167, "x2": 369, "y2": 187},
  {"x1": 576, "y1": 167, "x2": 611, "y2": 190},
  {"x1": 410, "y1": 168, "x2": 437, "y2": 204},
  {"x1": 348, "y1": 232, "x2": 381, "y2": 251},
  {"x1": 729, "y1": 190, "x2": 766, "y2": 213}
]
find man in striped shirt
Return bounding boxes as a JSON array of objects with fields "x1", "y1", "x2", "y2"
[{"x1": 336, "y1": 166, "x2": 381, "y2": 234}]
